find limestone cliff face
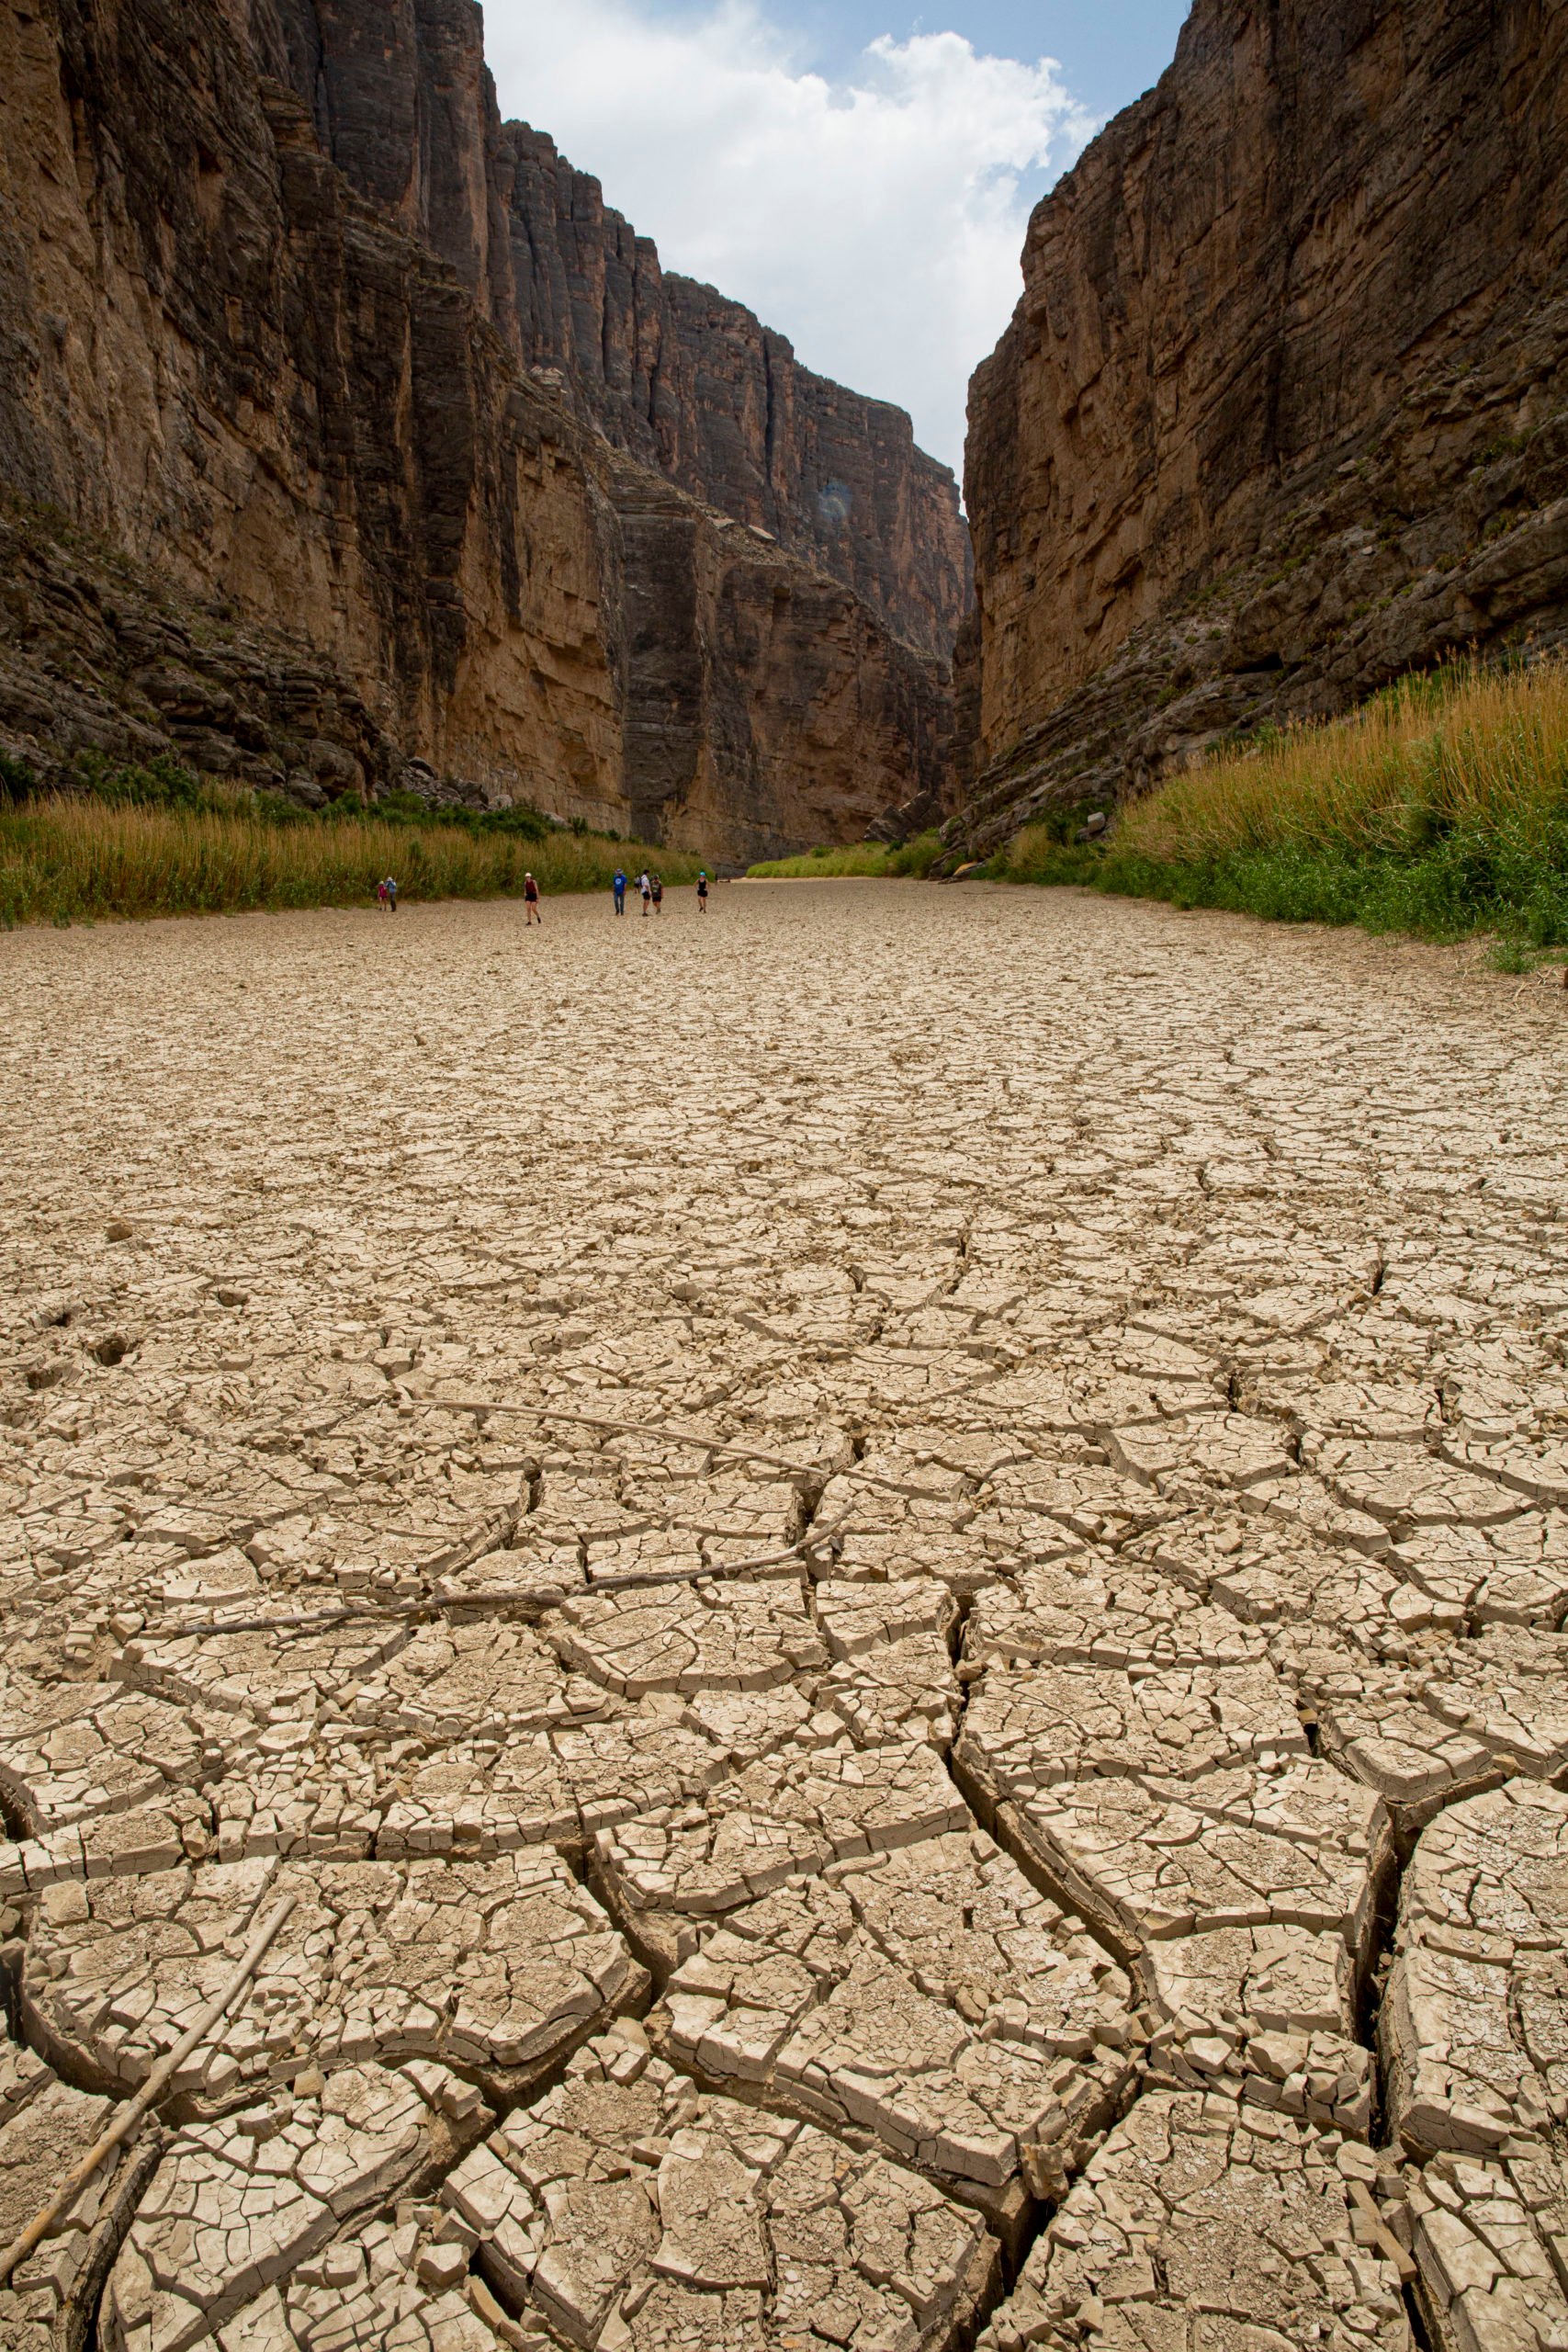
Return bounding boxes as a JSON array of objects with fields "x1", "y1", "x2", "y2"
[
  {"x1": 955, "y1": 0, "x2": 1568, "y2": 854},
  {"x1": 0, "y1": 0, "x2": 620, "y2": 817},
  {"x1": 0, "y1": 0, "x2": 952, "y2": 858},
  {"x1": 493, "y1": 126, "x2": 971, "y2": 666},
  {"x1": 254, "y1": 0, "x2": 969, "y2": 666},
  {"x1": 606, "y1": 463, "x2": 953, "y2": 857}
]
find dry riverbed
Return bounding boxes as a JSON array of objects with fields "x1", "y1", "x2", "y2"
[{"x1": 2, "y1": 880, "x2": 1566, "y2": 2352}]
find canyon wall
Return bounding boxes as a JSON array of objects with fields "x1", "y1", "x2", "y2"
[
  {"x1": 492, "y1": 125, "x2": 972, "y2": 666},
  {"x1": 953, "y1": 0, "x2": 1568, "y2": 854},
  {"x1": 0, "y1": 0, "x2": 621, "y2": 818},
  {"x1": 250, "y1": 0, "x2": 969, "y2": 665},
  {"x1": 0, "y1": 0, "x2": 953, "y2": 860}
]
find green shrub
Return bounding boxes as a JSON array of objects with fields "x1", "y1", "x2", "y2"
[
  {"x1": 360, "y1": 790, "x2": 550, "y2": 842},
  {"x1": 0, "y1": 751, "x2": 38, "y2": 805},
  {"x1": 68, "y1": 750, "x2": 217, "y2": 810},
  {"x1": 748, "y1": 831, "x2": 942, "y2": 879}
]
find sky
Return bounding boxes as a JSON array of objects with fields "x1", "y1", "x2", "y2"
[{"x1": 482, "y1": 2, "x2": 1192, "y2": 481}]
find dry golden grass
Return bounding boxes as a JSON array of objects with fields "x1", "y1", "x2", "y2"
[
  {"x1": 1114, "y1": 661, "x2": 1568, "y2": 861},
  {"x1": 0, "y1": 799, "x2": 703, "y2": 925},
  {"x1": 996, "y1": 660, "x2": 1568, "y2": 950}
]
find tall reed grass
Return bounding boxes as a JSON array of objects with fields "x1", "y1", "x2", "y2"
[
  {"x1": 0, "y1": 798, "x2": 704, "y2": 926},
  {"x1": 995, "y1": 661, "x2": 1568, "y2": 948}
]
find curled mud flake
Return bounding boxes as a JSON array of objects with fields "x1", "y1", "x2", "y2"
[
  {"x1": 0, "y1": 1787, "x2": 218, "y2": 1904},
  {"x1": 0, "y1": 1675, "x2": 227, "y2": 1838},
  {"x1": 436, "y1": 2026, "x2": 998, "y2": 2352},
  {"x1": 976, "y1": 2089, "x2": 1413, "y2": 2352},
  {"x1": 351, "y1": 1619, "x2": 609, "y2": 1743},
  {"x1": 102, "y1": 2063, "x2": 480, "y2": 2352},
  {"x1": 24, "y1": 1848, "x2": 646, "y2": 2109},
  {"x1": 963, "y1": 1555, "x2": 1270, "y2": 1671},
  {"x1": 592, "y1": 1739, "x2": 970, "y2": 1963},
  {"x1": 550, "y1": 1580, "x2": 827, "y2": 1700},
  {"x1": 116, "y1": 1622, "x2": 417, "y2": 1728},
  {"x1": 1404, "y1": 2145, "x2": 1568, "y2": 2352},
  {"x1": 1382, "y1": 1781, "x2": 1568, "y2": 2158},
  {"x1": 374, "y1": 1714, "x2": 731, "y2": 1863},
  {"x1": 659, "y1": 1827, "x2": 1139, "y2": 2226},
  {"x1": 1143, "y1": 1923, "x2": 1373, "y2": 2137}
]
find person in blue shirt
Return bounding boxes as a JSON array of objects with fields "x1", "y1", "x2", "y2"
[{"x1": 613, "y1": 869, "x2": 626, "y2": 916}]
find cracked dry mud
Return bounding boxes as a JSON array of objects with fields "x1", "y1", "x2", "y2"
[{"x1": 1, "y1": 879, "x2": 1566, "y2": 2352}]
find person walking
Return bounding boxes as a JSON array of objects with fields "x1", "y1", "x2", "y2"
[
  {"x1": 696, "y1": 870, "x2": 709, "y2": 914},
  {"x1": 523, "y1": 871, "x2": 542, "y2": 926},
  {"x1": 613, "y1": 868, "x2": 626, "y2": 917},
  {"x1": 638, "y1": 870, "x2": 652, "y2": 917},
  {"x1": 376, "y1": 876, "x2": 388, "y2": 913},
  {"x1": 650, "y1": 874, "x2": 664, "y2": 916},
  {"x1": 384, "y1": 875, "x2": 399, "y2": 914}
]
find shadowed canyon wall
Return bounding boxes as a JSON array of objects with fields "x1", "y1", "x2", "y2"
[
  {"x1": 491, "y1": 125, "x2": 972, "y2": 667},
  {"x1": 0, "y1": 0, "x2": 957, "y2": 860},
  {"x1": 247, "y1": 0, "x2": 969, "y2": 664},
  {"x1": 953, "y1": 0, "x2": 1568, "y2": 854}
]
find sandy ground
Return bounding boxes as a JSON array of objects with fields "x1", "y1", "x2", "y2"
[{"x1": 2, "y1": 880, "x2": 1566, "y2": 2352}]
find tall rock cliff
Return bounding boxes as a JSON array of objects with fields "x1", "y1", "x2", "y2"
[
  {"x1": 492, "y1": 125, "x2": 971, "y2": 666},
  {"x1": 253, "y1": 0, "x2": 969, "y2": 663},
  {"x1": 0, "y1": 0, "x2": 956, "y2": 862},
  {"x1": 954, "y1": 0, "x2": 1568, "y2": 854}
]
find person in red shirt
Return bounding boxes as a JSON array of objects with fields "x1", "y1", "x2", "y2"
[{"x1": 524, "y1": 872, "x2": 541, "y2": 926}]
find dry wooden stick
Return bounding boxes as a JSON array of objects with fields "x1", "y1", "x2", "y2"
[{"x1": 0, "y1": 1893, "x2": 297, "y2": 2289}]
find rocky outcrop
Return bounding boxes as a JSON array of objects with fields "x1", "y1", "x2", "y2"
[
  {"x1": 0, "y1": 0, "x2": 953, "y2": 859},
  {"x1": 254, "y1": 0, "x2": 969, "y2": 667},
  {"x1": 953, "y1": 0, "x2": 1568, "y2": 855}
]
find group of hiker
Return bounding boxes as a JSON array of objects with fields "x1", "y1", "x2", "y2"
[
  {"x1": 611, "y1": 867, "x2": 710, "y2": 918},
  {"x1": 374, "y1": 866, "x2": 715, "y2": 921},
  {"x1": 518, "y1": 867, "x2": 714, "y2": 924}
]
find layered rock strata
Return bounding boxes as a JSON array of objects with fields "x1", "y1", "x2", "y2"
[
  {"x1": 953, "y1": 0, "x2": 1568, "y2": 854},
  {"x1": 0, "y1": 0, "x2": 953, "y2": 858},
  {"x1": 248, "y1": 0, "x2": 968, "y2": 664}
]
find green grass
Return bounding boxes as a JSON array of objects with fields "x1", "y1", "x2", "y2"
[
  {"x1": 747, "y1": 832, "x2": 942, "y2": 879},
  {"x1": 990, "y1": 662, "x2": 1568, "y2": 952},
  {"x1": 0, "y1": 791, "x2": 705, "y2": 926}
]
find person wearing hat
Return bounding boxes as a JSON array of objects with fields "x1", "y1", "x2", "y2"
[
  {"x1": 697, "y1": 870, "x2": 709, "y2": 913},
  {"x1": 524, "y1": 871, "x2": 541, "y2": 926}
]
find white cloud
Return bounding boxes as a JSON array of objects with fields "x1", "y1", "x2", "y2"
[{"x1": 481, "y1": 0, "x2": 1096, "y2": 480}]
